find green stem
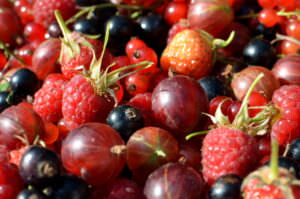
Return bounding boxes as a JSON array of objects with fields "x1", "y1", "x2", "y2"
[
  {"x1": 185, "y1": 130, "x2": 209, "y2": 141},
  {"x1": 54, "y1": 11, "x2": 71, "y2": 36},
  {"x1": 232, "y1": 73, "x2": 264, "y2": 128},
  {"x1": 66, "y1": 3, "x2": 152, "y2": 25},
  {"x1": 277, "y1": 9, "x2": 300, "y2": 20},
  {"x1": 212, "y1": 31, "x2": 235, "y2": 50},
  {"x1": 270, "y1": 139, "x2": 279, "y2": 180},
  {"x1": 0, "y1": 40, "x2": 24, "y2": 65},
  {"x1": 236, "y1": 13, "x2": 258, "y2": 19}
]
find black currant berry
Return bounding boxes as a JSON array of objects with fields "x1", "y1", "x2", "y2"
[
  {"x1": 264, "y1": 157, "x2": 300, "y2": 179},
  {"x1": 210, "y1": 174, "x2": 242, "y2": 199},
  {"x1": 107, "y1": 104, "x2": 144, "y2": 142},
  {"x1": 243, "y1": 38, "x2": 276, "y2": 69},
  {"x1": 73, "y1": 18, "x2": 101, "y2": 35},
  {"x1": 50, "y1": 175, "x2": 89, "y2": 199},
  {"x1": 287, "y1": 138, "x2": 300, "y2": 163},
  {"x1": 106, "y1": 15, "x2": 138, "y2": 55},
  {"x1": 137, "y1": 14, "x2": 169, "y2": 54},
  {"x1": 17, "y1": 189, "x2": 48, "y2": 199},
  {"x1": 198, "y1": 77, "x2": 225, "y2": 101},
  {"x1": 10, "y1": 68, "x2": 40, "y2": 97},
  {"x1": 254, "y1": 23, "x2": 279, "y2": 41},
  {"x1": 0, "y1": 91, "x2": 11, "y2": 112},
  {"x1": 19, "y1": 146, "x2": 61, "y2": 187}
]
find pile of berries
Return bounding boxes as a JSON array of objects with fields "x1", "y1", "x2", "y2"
[{"x1": 2, "y1": 0, "x2": 300, "y2": 198}]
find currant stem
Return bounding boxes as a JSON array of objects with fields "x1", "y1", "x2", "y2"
[
  {"x1": 54, "y1": 11, "x2": 71, "y2": 37},
  {"x1": 277, "y1": 9, "x2": 300, "y2": 20},
  {"x1": 270, "y1": 139, "x2": 279, "y2": 181},
  {"x1": 232, "y1": 73, "x2": 264, "y2": 128},
  {"x1": 185, "y1": 130, "x2": 209, "y2": 141},
  {"x1": 272, "y1": 33, "x2": 300, "y2": 46},
  {"x1": 66, "y1": 3, "x2": 152, "y2": 25},
  {"x1": 0, "y1": 40, "x2": 25, "y2": 65}
]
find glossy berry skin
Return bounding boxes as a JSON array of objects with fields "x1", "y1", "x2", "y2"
[
  {"x1": 107, "y1": 178, "x2": 145, "y2": 199},
  {"x1": 254, "y1": 23, "x2": 278, "y2": 41},
  {"x1": 48, "y1": 175, "x2": 89, "y2": 199},
  {"x1": 126, "y1": 127, "x2": 179, "y2": 183},
  {"x1": 124, "y1": 73, "x2": 152, "y2": 96},
  {"x1": 33, "y1": 0, "x2": 77, "y2": 27},
  {"x1": 272, "y1": 55, "x2": 300, "y2": 85},
  {"x1": 61, "y1": 123, "x2": 125, "y2": 186},
  {"x1": 48, "y1": 22, "x2": 62, "y2": 38},
  {"x1": 152, "y1": 75, "x2": 209, "y2": 137},
  {"x1": 62, "y1": 75, "x2": 115, "y2": 130},
  {"x1": 107, "y1": 105, "x2": 144, "y2": 142},
  {"x1": 0, "y1": 103, "x2": 45, "y2": 150},
  {"x1": 187, "y1": 0, "x2": 233, "y2": 36},
  {"x1": 31, "y1": 38, "x2": 61, "y2": 80},
  {"x1": 17, "y1": 189, "x2": 48, "y2": 199},
  {"x1": 210, "y1": 174, "x2": 242, "y2": 199},
  {"x1": 202, "y1": 126, "x2": 259, "y2": 185},
  {"x1": 258, "y1": 8, "x2": 279, "y2": 28},
  {"x1": 198, "y1": 76, "x2": 226, "y2": 101},
  {"x1": 73, "y1": 18, "x2": 101, "y2": 35},
  {"x1": 242, "y1": 38, "x2": 276, "y2": 69},
  {"x1": 144, "y1": 163, "x2": 205, "y2": 199},
  {"x1": 164, "y1": 1, "x2": 188, "y2": 25},
  {"x1": 106, "y1": 15, "x2": 138, "y2": 55},
  {"x1": 10, "y1": 68, "x2": 40, "y2": 97},
  {"x1": 137, "y1": 14, "x2": 169, "y2": 54},
  {"x1": 19, "y1": 145, "x2": 60, "y2": 187},
  {"x1": 0, "y1": 7, "x2": 22, "y2": 45},
  {"x1": 287, "y1": 138, "x2": 300, "y2": 163}
]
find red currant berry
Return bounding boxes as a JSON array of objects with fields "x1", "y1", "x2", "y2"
[
  {"x1": 125, "y1": 38, "x2": 147, "y2": 56},
  {"x1": 209, "y1": 96, "x2": 233, "y2": 116},
  {"x1": 258, "y1": 9, "x2": 279, "y2": 28},
  {"x1": 164, "y1": 1, "x2": 188, "y2": 25}
]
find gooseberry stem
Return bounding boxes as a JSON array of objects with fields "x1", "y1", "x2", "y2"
[
  {"x1": 277, "y1": 9, "x2": 300, "y2": 20},
  {"x1": 212, "y1": 31, "x2": 235, "y2": 50},
  {"x1": 185, "y1": 130, "x2": 209, "y2": 141},
  {"x1": 270, "y1": 139, "x2": 279, "y2": 180}
]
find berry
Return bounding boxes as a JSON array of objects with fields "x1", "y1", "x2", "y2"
[
  {"x1": 258, "y1": 9, "x2": 279, "y2": 28},
  {"x1": 19, "y1": 145, "x2": 61, "y2": 187},
  {"x1": 202, "y1": 126, "x2": 259, "y2": 185},
  {"x1": 33, "y1": 73, "x2": 68, "y2": 123},
  {"x1": 210, "y1": 174, "x2": 242, "y2": 199},
  {"x1": 161, "y1": 29, "x2": 214, "y2": 80},
  {"x1": 10, "y1": 68, "x2": 40, "y2": 97},
  {"x1": 198, "y1": 77, "x2": 226, "y2": 101},
  {"x1": 287, "y1": 138, "x2": 300, "y2": 163},
  {"x1": 107, "y1": 104, "x2": 144, "y2": 142},
  {"x1": 33, "y1": 0, "x2": 77, "y2": 27},
  {"x1": 243, "y1": 38, "x2": 276, "y2": 69},
  {"x1": 0, "y1": 92, "x2": 12, "y2": 112},
  {"x1": 73, "y1": 18, "x2": 101, "y2": 35},
  {"x1": 264, "y1": 157, "x2": 300, "y2": 179},
  {"x1": 17, "y1": 189, "x2": 48, "y2": 199}
]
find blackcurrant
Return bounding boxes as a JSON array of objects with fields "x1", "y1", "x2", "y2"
[
  {"x1": 287, "y1": 138, "x2": 300, "y2": 163},
  {"x1": 10, "y1": 68, "x2": 40, "y2": 97},
  {"x1": 19, "y1": 145, "x2": 61, "y2": 187},
  {"x1": 210, "y1": 174, "x2": 242, "y2": 199},
  {"x1": 106, "y1": 15, "x2": 138, "y2": 55},
  {"x1": 107, "y1": 104, "x2": 144, "y2": 142},
  {"x1": 254, "y1": 23, "x2": 279, "y2": 41},
  {"x1": 137, "y1": 14, "x2": 169, "y2": 54},
  {"x1": 198, "y1": 77, "x2": 225, "y2": 101},
  {"x1": 0, "y1": 91, "x2": 11, "y2": 112},
  {"x1": 17, "y1": 189, "x2": 48, "y2": 199},
  {"x1": 243, "y1": 38, "x2": 276, "y2": 69},
  {"x1": 73, "y1": 18, "x2": 101, "y2": 35},
  {"x1": 49, "y1": 175, "x2": 89, "y2": 199},
  {"x1": 264, "y1": 157, "x2": 300, "y2": 179}
]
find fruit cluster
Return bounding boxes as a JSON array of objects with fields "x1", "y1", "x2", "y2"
[{"x1": 2, "y1": 0, "x2": 300, "y2": 198}]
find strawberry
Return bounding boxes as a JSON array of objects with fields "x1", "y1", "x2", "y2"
[
  {"x1": 33, "y1": 73, "x2": 68, "y2": 123},
  {"x1": 33, "y1": 0, "x2": 77, "y2": 27},
  {"x1": 199, "y1": 74, "x2": 278, "y2": 185},
  {"x1": 160, "y1": 29, "x2": 234, "y2": 80},
  {"x1": 242, "y1": 140, "x2": 300, "y2": 199}
]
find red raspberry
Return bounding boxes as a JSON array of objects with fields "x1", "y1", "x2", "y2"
[
  {"x1": 33, "y1": 74, "x2": 68, "y2": 123},
  {"x1": 61, "y1": 35, "x2": 113, "y2": 80},
  {"x1": 271, "y1": 85, "x2": 300, "y2": 146},
  {"x1": 33, "y1": 0, "x2": 77, "y2": 27},
  {"x1": 62, "y1": 75, "x2": 115, "y2": 130},
  {"x1": 201, "y1": 126, "x2": 259, "y2": 185}
]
